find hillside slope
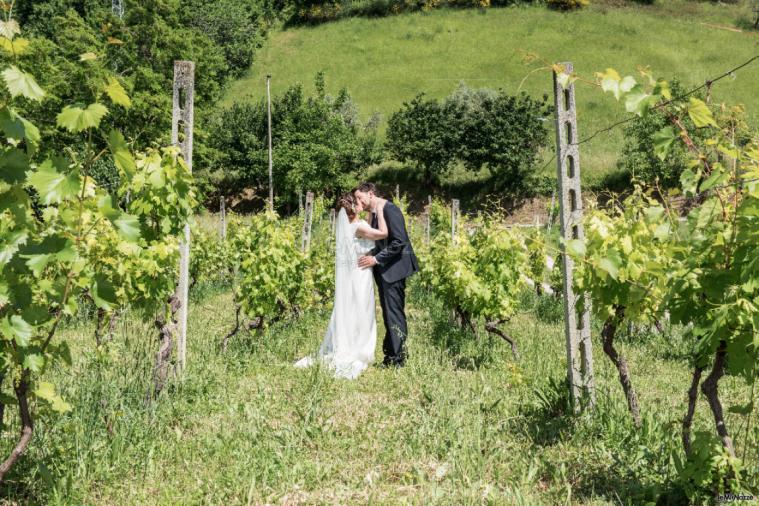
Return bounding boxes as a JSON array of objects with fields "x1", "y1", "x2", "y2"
[{"x1": 225, "y1": 2, "x2": 758, "y2": 181}]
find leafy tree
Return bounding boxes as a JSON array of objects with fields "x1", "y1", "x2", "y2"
[
  {"x1": 450, "y1": 85, "x2": 551, "y2": 196},
  {"x1": 385, "y1": 93, "x2": 461, "y2": 186},
  {"x1": 385, "y1": 85, "x2": 551, "y2": 194},
  {"x1": 8, "y1": 0, "x2": 274, "y2": 203},
  {"x1": 181, "y1": 0, "x2": 267, "y2": 78},
  {"x1": 210, "y1": 77, "x2": 380, "y2": 207}
]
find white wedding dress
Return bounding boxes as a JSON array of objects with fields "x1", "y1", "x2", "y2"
[{"x1": 294, "y1": 209, "x2": 377, "y2": 379}]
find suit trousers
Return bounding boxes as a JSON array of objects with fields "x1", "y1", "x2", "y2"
[{"x1": 375, "y1": 274, "x2": 407, "y2": 366}]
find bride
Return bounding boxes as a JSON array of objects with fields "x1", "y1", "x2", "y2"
[{"x1": 294, "y1": 192, "x2": 387, "y2": 379}]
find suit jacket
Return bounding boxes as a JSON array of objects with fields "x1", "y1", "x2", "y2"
[{"x1": 370, "y1": 201, "x2": 419, "y2": 284}]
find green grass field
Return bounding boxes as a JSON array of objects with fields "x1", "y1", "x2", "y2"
[
  {"x1": 225, "y1": 1, "x2": 758, "y2": 184},
  {"x1": 1, "y1": 217, "x2": 756, "y2": 504}
]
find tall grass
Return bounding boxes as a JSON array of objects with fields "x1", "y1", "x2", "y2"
[{"x1": 0, "y1": 274, "x2": 755, "y2": 503}]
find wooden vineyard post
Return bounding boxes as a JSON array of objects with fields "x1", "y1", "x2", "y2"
[
  {"x1": 172, "y1": 61, "x2": 195, "y2": 372},
  {"x1": 395, "y1": 184, "x2": 400, "y2": 202},
  {"x1": 451, "y1": 199, "x2": 460, "y2": 240},
  {"x1": 219, "y1": 196, "x2": 226, "y2": 241},
  {"x1": 302, "y1": 191, "x2": 314, "y2": 252},
  {"x1": 330, "y1": 208, "x2": 336, "y2": 234},
  {"x1": 553, "y1": 62, "x2": 595, "y2": 410}
]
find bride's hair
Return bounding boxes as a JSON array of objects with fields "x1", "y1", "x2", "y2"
[{"x1": 336, "y1": 192, "x2": 357, "y2": 221}]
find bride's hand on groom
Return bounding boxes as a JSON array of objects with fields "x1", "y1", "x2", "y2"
[{"x1": 358, "y1": 255, "x2": 377, "y2": 269}]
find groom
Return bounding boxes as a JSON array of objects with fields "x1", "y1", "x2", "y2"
[{"x1": 354, "y1": 182, "x2": 419, "y2": 367}]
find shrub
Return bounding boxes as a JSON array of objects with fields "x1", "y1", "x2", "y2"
[
  {"x1": 209, "y1": 75, "x2": 380, "y2": 207},
  {"x1": 546, "y1": 0, "x2": 589, "y2": 9},
  {"x1": 385, "y1": 93, "x2": 461, "y2": 186},
  {"x1": 449, "y1": 84, "x2": 552, "y2": 196},
  {"x1": 385, "y1": 84, "x2": 552, "y2": 196}
]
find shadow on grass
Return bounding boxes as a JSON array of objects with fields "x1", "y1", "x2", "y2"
[
  {"x1": 515, "y1": 375, "x2": 576, "y2": 447},
  {"x1": 367, "y1": 161, "x2": 549, "y2": 215}
]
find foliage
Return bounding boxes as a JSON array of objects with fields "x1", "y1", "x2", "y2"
[
  {"x1": 210, "y1": 76, "x2": 380, "y2": 207},
  {"x1": 422, "y1": 214, "x2": 529, "y2": 327},
  {"x1": 232, "y1": 213, "x2": 305, "y2": 323},
  {"x1": 546, "y1": 0, "x2": 589, "y2": 9},
  {"x1": 0, "y1": 17, "x2": 194, "y2": 479},
  {"x1": 385, "y1": 85, "x2": 551, "y2": 195},
  {"x1": 385, "y1": 93, "x2": 461, "y2": 186},
  {"x1": 450, "y1": 84, "x2": 552, "y2": 195},
  {"x1": 287, "y1": 0, "x2": 536, "y2": 24},
  {"x1": 6, "y1": 0, "x2": 276, "y2": 205},
  {"x1": 189, "y1": 224, "x2": 229, "y2": 288},
  {"x1": 571, "y1": 188, "x2": 673, "y2": 324},
  {"x1": 570, "y1": 65, "x2": 759, "y2": 499},
  {"x1": 617, "y1": 80, "x2": 713, "y2": 188}
]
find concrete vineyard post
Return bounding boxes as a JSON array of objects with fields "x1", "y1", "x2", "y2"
[
  {"x1": 553, "y1": 62, "x2": 595, "y2": 410},
  {"x1": 266, "y1": 74, "x2": 274, "y2": 212},
  {"x1": 219, "y1": 196, "x2": 226, "y2": 241},
  {"x1": 302, "y1": 191, "x2": 314, "y2": 252},
  {"x1": 451, "y1": 199, "x2": 460, "y2": 240},
  {"x1": 172, "y1": 60, "x2": 195, "y2": 372}
]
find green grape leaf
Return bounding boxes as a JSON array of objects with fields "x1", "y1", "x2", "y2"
[
  {"x1": 598, "y1": 256, "x2": 621, "y2": 280},
  {"x1": 108, "y1": 130, "x2": 136, "y2": 177},
  {"x1": 92, "y1": 274, "x2": 117, "y2": 310},
  {"x1": 2, "y1": 65, "x2": 45, "y2": 101},
  {"x1": 625, "y1": 85, "x2": 653, "y2": 116},
  {"x1": 687, "y1": 97, "x2": 717, "y2": 128},
  {"x1": 0, "y1": 38, "x2": 28, "y2": 55},
  {"x1": 0, "y1": 148, "x2": 30, "y2": 184},
  {"x1": 597, "y1": 68, "x2": 630, "y2": 100},
  {"x1": 56, "y1": 103, "x2": 108, "y2": 133},
  {"x1": 27, "y1": 159, "x2": 81, "y2": 204},
  {"x1": 0, "y1": 108, "x2": 40, "y2": 155},
  {"x1": 696, "y1": 198, "x2": 720, "y2": 230},
  {"x1": 104, "y1": 77, "x2": 131, "y2": 108},
  {"x1": 680, "y1": 168, "x2": 699, "y2": 195},
  {"x1": 23, "y1": 253, "x2": 52, "y2": 276},
  {"x1": 699, "y1": 169, "x2": 729, "y2": 192},
  {"x1": 0, "y1": 229, "x2": 27, "y2": 266},
  {"x1": 1, "y1": 314, "x2": 33, "y2": 346},
  {"x1": 21, "y1": 236, "x2": 76, "y2": 275},
  {"x1": 565, "y1": 239, "x2": 586, "y2": 257},
  {"x1": 97, "y1": 195, "x2": 141, "y2": 242},
  {"x1": 653, "y1": 79, "x2": 671, "y2": 100},
  {"x1": 35, "y1": 382, "x2": 72, "y2": 412},
  {"x1": 652, "y1": 126, "x2": 676, "y2": 161},
  {"x1": 22, "y1": 353, "x2": 44, "y2": 372}
]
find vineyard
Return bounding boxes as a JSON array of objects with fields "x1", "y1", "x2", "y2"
[{"x1": 0, "y1": 4, "x2": 759, "y2": 505}]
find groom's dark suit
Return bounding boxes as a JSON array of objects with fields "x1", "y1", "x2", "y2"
[{"x1": 370, "y1": 201, "x2": 419, "y2": 366}]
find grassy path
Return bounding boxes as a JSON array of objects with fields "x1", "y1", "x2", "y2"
[{"x1": 1, "y1": 282, "x2": 756, "y2": 504}]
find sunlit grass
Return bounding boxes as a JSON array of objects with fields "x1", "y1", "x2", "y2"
[{"x1": 0, "y1": 276, "x2": 755, "y2": 503}]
